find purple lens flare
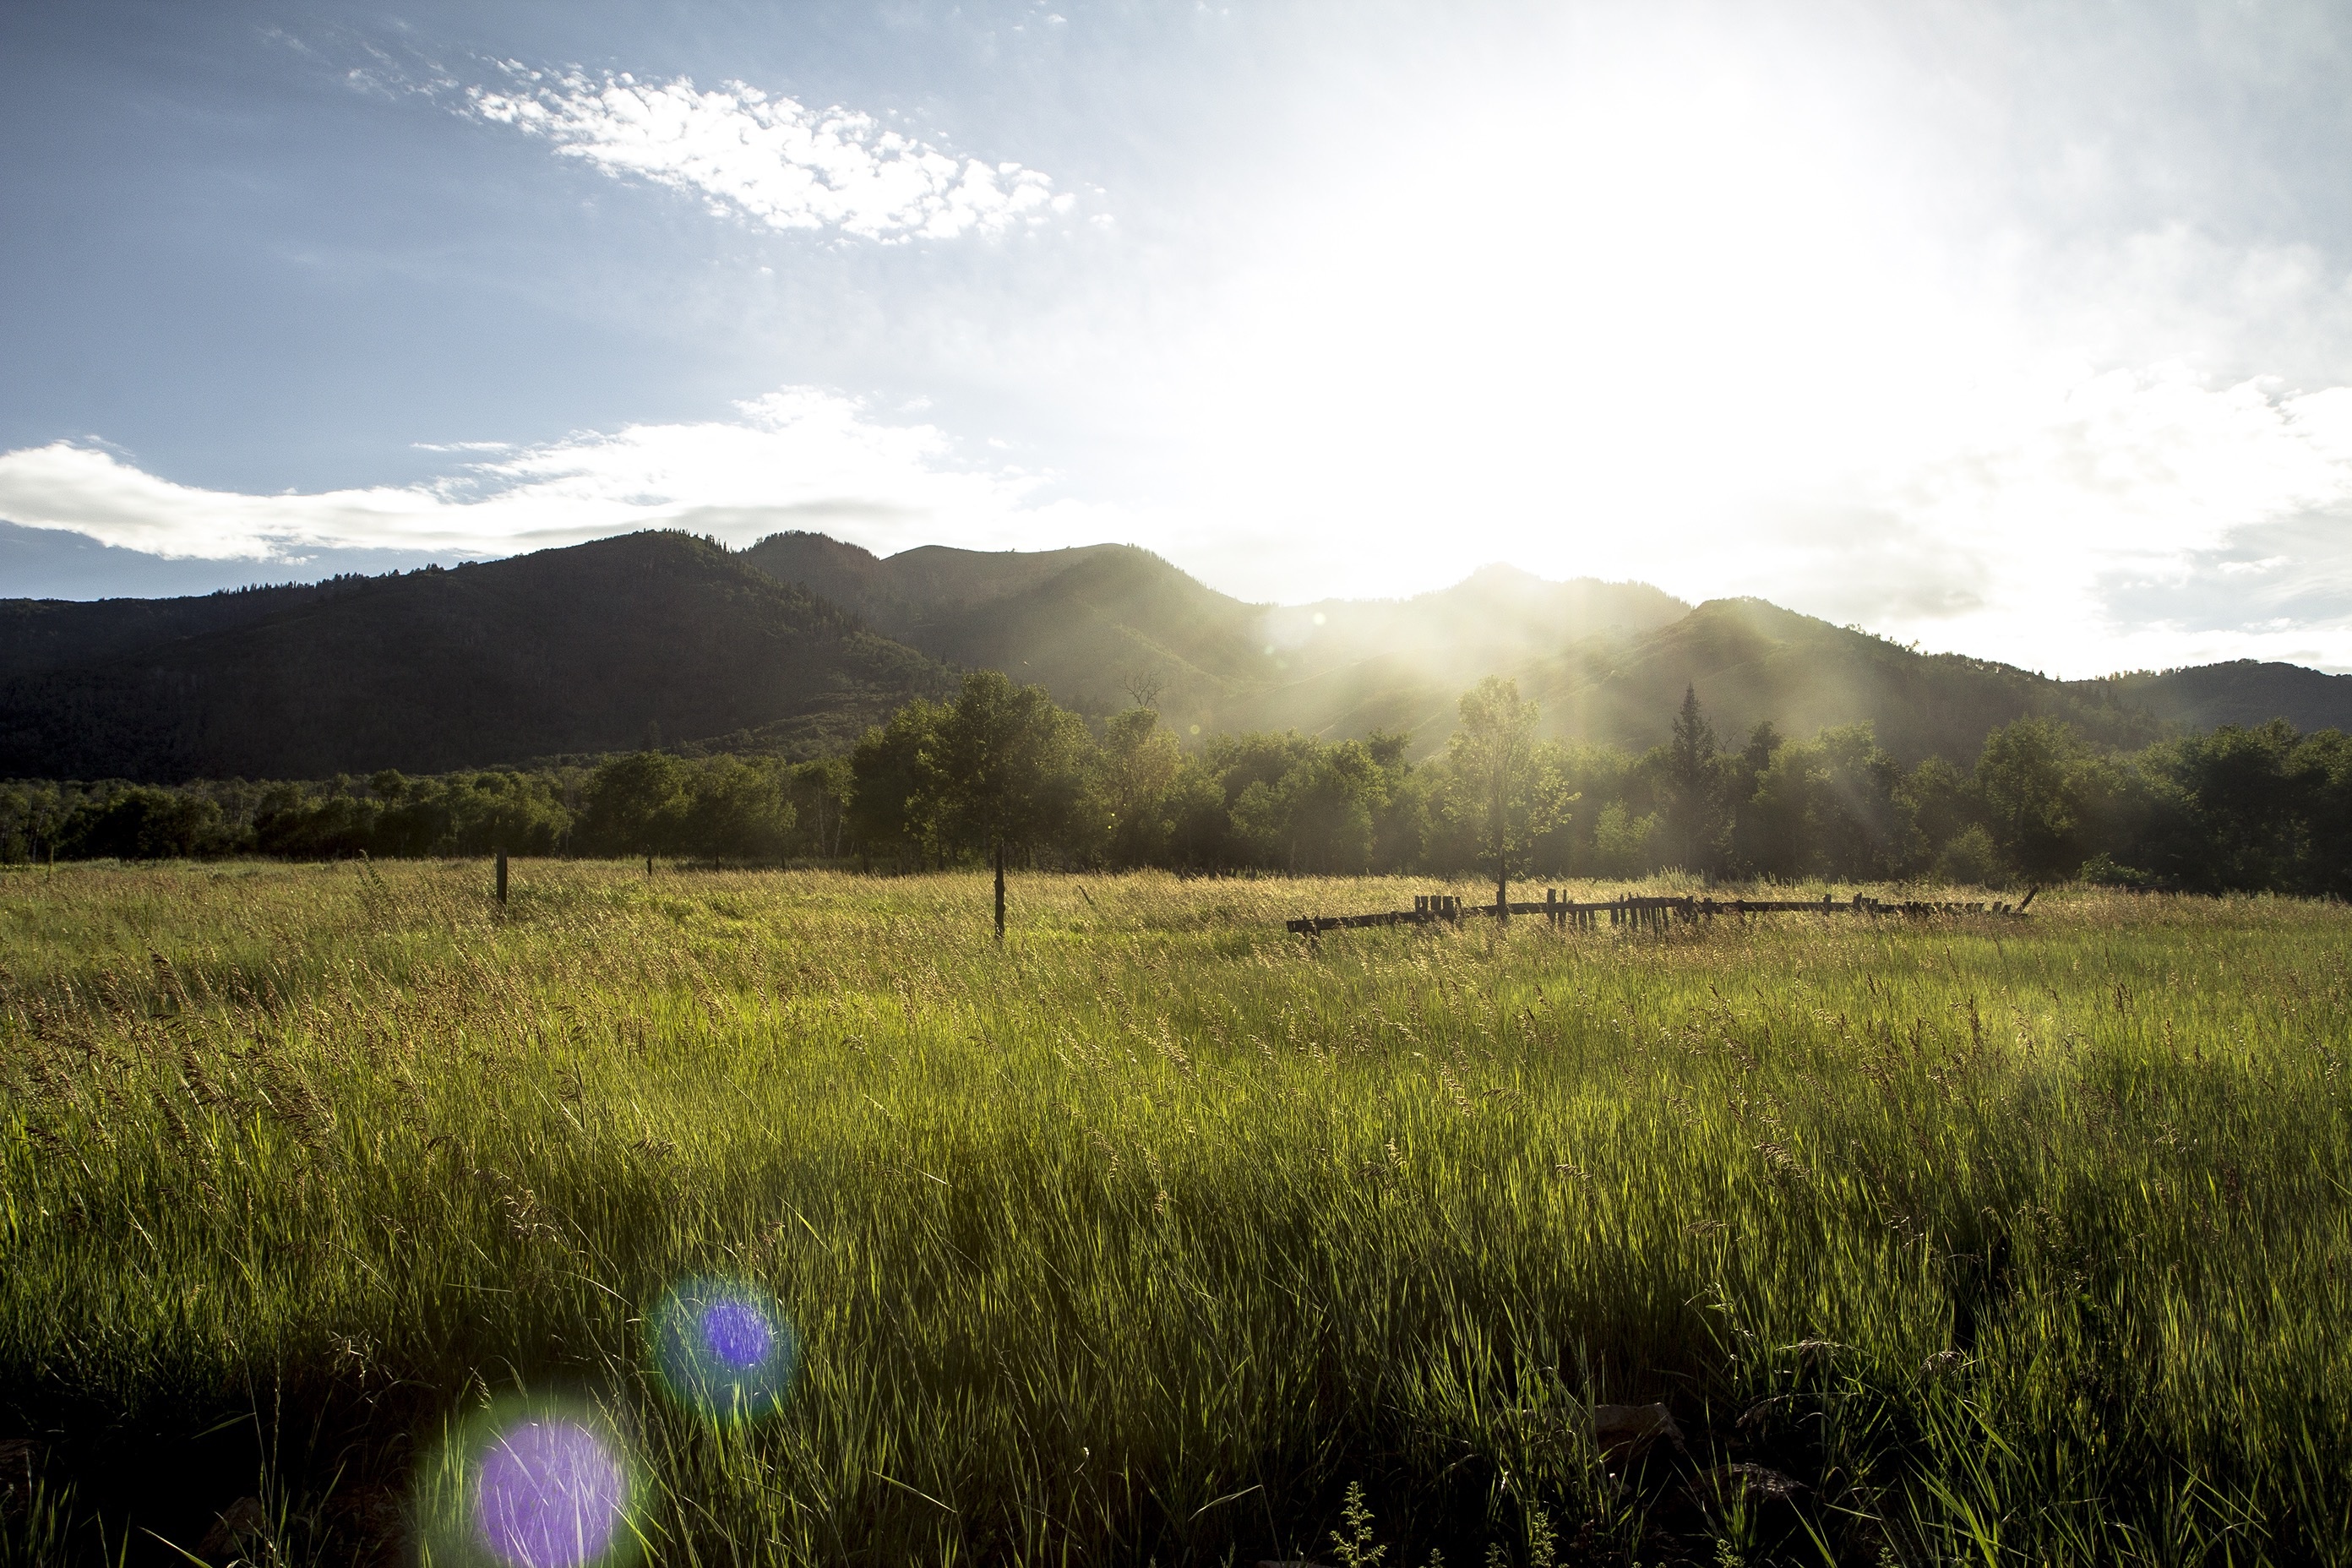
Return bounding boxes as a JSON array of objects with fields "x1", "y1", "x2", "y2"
[
  {"x1": 472, "y1": 1417, "x2": 629, "y2": 1568},
  {"x1": 701, "y1": 1296, "x2": 775, "y2": 1369},
  {"x1": 650, "y1": 1277, "x2": 800, "y2": 1420}
]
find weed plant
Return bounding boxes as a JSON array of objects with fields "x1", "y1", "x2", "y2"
[{"x1": 1, "y1": 862, "x2": 2348, "y2": 1565}]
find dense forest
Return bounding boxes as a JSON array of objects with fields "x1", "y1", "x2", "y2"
[{"x1": 3, "y1": 671, "x2": 2344, "y2": 896}]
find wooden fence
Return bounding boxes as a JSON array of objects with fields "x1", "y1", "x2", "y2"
[{"x1": 1286, "y1": 887, "x2": 2034, "y2": 936}]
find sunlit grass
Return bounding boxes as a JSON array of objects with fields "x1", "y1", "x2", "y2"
[{"x1": 2, "y1": 860, "x2": 2348, "y2": 1565}]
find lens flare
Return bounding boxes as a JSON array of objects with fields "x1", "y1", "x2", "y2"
[
  {"x1": 702, "y1": 1297, "x2": 774, "y2": 1368},
  {"x1": 414, "y1": 1398, "x2": 640, "y2": 1568},
  {"x1": 651, "y1": 1277, "x2": 799, "y2": 1420},
  {"x1": 472, "y1": 1417, "x2": 629, "y2": 1568}
]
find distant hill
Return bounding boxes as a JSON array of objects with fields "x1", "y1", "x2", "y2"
[
  {"x1": 738, "y1": 536, "x2": 2345, "y2": 765},
  {"x1": 738, "y1": 533, "x2": 1690, "y2": 720},
  {"x1": 1203, "y1": 596, "x2": 2164, "y2": 764},
  {"x1": 2085, "y1": 660, "x2": 2352, "y2": 736},
  {"x1": 740, "y1": 534, "x2": 1271, "y2": 713},
  {"x1": 1532, "y1": 598, "x2": 2175, "y2": 763},
  {"x1": 3, "y1": 527, "x2": 2346, "y2": 783},
  {"x1": 0, "y1": 532, "x2": 950, "y2": 781}
]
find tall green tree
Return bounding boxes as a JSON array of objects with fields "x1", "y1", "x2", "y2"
[
  {"x1": 1365, "y1": 729, "x2": 1427, "y2": 871},
  {"x1": 678, "y1": 756, "x2": 796, "y2": 863},
  {"x1": 1097, "y1": 707, "x2": 1183, "y2": 867},
  {"x1": 848, "y1": 700, "x2": 946, "y2": 870},
  {"x1": 1662, "y1": 684, "x2": 1729, "y2": 874},
  {"x1": 1231, "y1": 740, "x2": 1388, "y2": 873},
  {"x1": 792, "y1": 754, "x2": 857, "y2": 860},
  {"x1": 1447, "y1": 676, "x2": 1549, "y2": 917},
  {"x1": 920, "y1": 671, "x2": 1092, "y2": 937},
  {"x1": 577, "y1": 752, "x2": 689, "y2": 858},
  {"x1": 1976, "y1": 717, "x2": 2104, "y2": 880}
]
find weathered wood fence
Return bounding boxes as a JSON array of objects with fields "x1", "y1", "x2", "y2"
[{"x1": 1287, "y1": 887, "x2": 2034, "y2": 936}]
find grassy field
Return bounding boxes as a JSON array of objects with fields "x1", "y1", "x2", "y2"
[{"x1": 2, "y1": 861, "x2": 2349, "y2": 1566}]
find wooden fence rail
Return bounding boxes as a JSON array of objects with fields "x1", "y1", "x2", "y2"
[{"x1": 1287, "y1": 887, "x2": 2034, "y2": 936}]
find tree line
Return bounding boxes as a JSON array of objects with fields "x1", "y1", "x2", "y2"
[{"x1": 2, "y1": 669, "x2": 2344, "y2": 896}]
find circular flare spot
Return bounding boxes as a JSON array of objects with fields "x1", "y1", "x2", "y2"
[
  {"x1": 472, "y1": 1418, "x2": 627, "y2": 1568},
  {"x1": 651, "y1": 1277, "x2": 799, "y2": 1421},
  {"x1": 701, "y1": 1298, "x2": 774, "y2": 1369}
]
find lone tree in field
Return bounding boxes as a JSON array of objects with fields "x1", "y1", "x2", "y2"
[
  {"x1": 923, "y1": 670, "x2": 1090, "y2": 939},
  {"x1": 1449, "y1": 676, "x2": 1545, "y2": 920}
]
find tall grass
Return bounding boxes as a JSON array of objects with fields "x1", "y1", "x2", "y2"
[{"x1": 2, "y1": 861, "x2": 2349, "y2": 1565}]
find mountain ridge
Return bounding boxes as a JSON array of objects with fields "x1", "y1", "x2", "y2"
[
  {"x1": 738, "y1": 532, "x2": 2340, "y2": 763},
  {"x1": 0, "y1": 533, "x2": 951, "y2": 780},
  {"x1": 1, "y1": 527, "x2": 2345, "y2": 781}
]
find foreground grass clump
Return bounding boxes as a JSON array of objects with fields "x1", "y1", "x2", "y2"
[{"x1": 2, "y1": 862, "x2": 2349, "y2": 1565}]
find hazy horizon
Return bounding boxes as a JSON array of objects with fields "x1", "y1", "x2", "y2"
[{"x1": 6, "y1": 2, "x2": 2352, "y2": 678}]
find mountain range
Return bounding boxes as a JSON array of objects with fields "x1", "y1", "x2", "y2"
[{"x1": 1, "y1": 527, "x2": 2346, "y2": 781}]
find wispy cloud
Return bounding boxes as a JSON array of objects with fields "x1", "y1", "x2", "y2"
[
  {"x1": 465, "y1": 68, "x2": 1073, "y2": 241},
  {"x1": 0, "y1": 390, "x2": 1091, "y2": 564}
]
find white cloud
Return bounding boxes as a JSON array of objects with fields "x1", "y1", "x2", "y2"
[
  {"x1": 466, "y1": 68, "x2": 1072, "y2": 241},
  {"x1": 0, "y1": 390, "x2": 1092, "y2": 564}
]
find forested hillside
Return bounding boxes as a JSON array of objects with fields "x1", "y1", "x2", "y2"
[
  {"x1": 743, "y1": 532, "x2": 2349, "y2": 760},
  {"x1": 0, "y1": 532, "x2": 950, "y2": 780},
  {"x1": 2093, "y1": 658, "x2": 2352, "y2": 734},
  {"x1": 6, "y1": 528, "x2": 2349, "y2": 784},
  {"x1": 1506, "y1": 598, "x2": 2173, "y2": 763},
  {"x1": 740, "y1": 532, "x2": 1691, "y2": 727}
]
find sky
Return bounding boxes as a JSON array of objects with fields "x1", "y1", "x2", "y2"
[{"x1": 3, "y1": 0, "x2": 2352, "y2": 678}]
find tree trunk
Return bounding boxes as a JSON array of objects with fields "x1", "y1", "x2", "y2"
[
  {"x1": 1494, "y1": 818, "x2": 1508, "y2": 923},
  {"x1": 994, "y1": 839, "x2": 1007, "y2": 943}
]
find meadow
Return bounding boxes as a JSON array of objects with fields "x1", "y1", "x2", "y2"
[{"x1": 1, "y1": 861, "x2": 2348, "y2": 1566}]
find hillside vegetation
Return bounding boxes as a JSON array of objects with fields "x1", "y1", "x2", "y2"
[
  {"x1": 739, "y1": 534, "x2": 1691, "y2": 731},
  {"x1": 739, "y1": 532, "x2": 2352, "y2": 760},
  {"x1": 0, "y1": 534, "x2": 949, "y2": 780},
  {"x1": 3, "y1": 530, "x2": 2349, "y2": 784}
]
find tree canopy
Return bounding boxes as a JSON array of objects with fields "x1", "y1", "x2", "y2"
[{"x1": 5, "y1": 681, "x2": 2345, "y2": 899}]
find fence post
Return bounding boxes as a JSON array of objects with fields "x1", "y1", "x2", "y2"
[
  {"x1": 994, "y1": 840, "x2": 1007, "y2": 944},
  {"x1": 495, "y1": 849, "x2": 509, "y2": 905}
]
